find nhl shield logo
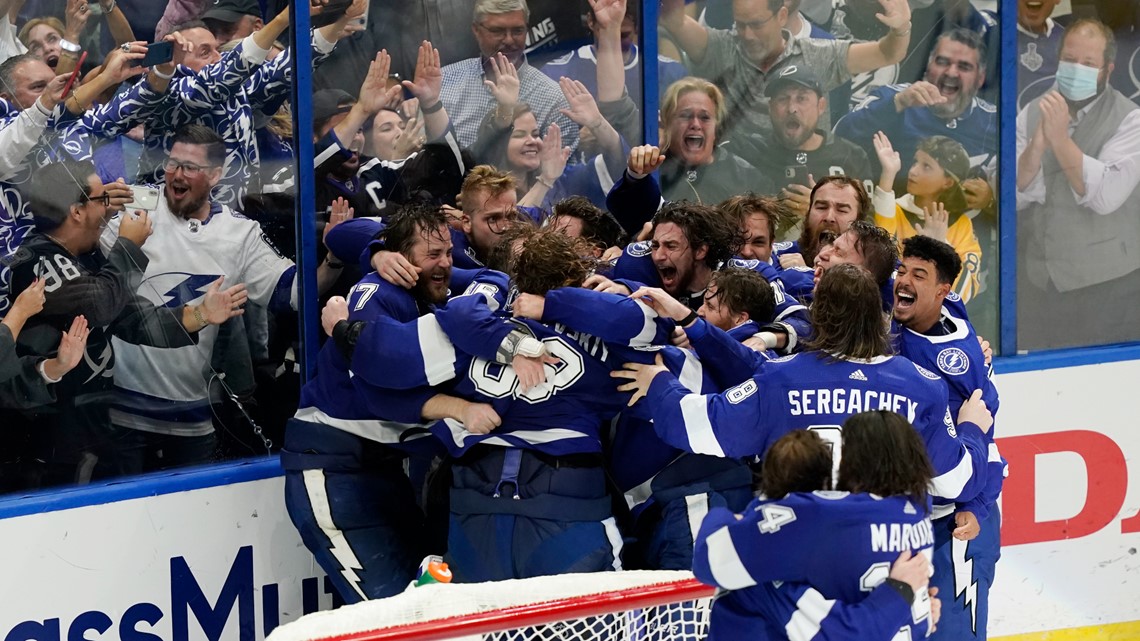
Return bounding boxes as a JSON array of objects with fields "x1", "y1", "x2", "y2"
[{"x1": 936, "y1": 347, "x2": 970, "y2": 376}]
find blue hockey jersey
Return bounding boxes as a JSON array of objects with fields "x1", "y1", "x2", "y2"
[
  {"x1": 643, "y1": 343, "x2": 990, "y2": 513},
  {"x1": 694, "y1": 491, "x2": 935, "y2": 640},
  {"x1": 893, "y1": 292, "x2": 1004, "y2": 520}
]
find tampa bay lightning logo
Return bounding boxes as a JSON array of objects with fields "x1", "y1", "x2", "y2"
[
  {"x1": 936, "y1": 347, "x2": 970, "y2": 376},
  {"x1": 627, "y1": 241, "x2": 652, "y2": 257},
  {"x1": 728, "y1": 258, "x2": 760, "y2": 270},
  {"x1": 944, "y1": 408, "x2": 957, "y2": 437},
  {"x1": 143, "y1": 272, "x2": 224, "y2": 307}
]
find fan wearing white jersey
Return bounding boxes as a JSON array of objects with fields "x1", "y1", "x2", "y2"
[{"x1": 99, "y1": 124, "x2": 341, "y2": 473}]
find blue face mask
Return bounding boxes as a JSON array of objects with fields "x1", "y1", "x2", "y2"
[{"x1": 1055, "y1": 61, "x2": 1101, "y2": 101}]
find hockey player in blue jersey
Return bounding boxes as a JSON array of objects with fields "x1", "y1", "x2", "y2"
[
  {"x1": 893, "y1": 235, "x2": 1004, "y2": 641},
  {"x1": 608, "y1": 201, "x2": 812, "y2": 352},
  {"x1": 746, "y1": 220, "x2": 898, "y2": 354},
  {"x1": 614, "y1": 263, "x2": 995, "y2": 515},
  {"x1": 282, "y1": 204, "x2": 508, "y2": 604},
  {"x1": 694, "y1": 412, "x2": 942, "y2": 641},
  {"x1": 512, "y1": 272, "x2": 753, "y2": 572}
]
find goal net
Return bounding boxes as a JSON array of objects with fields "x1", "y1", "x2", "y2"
[{"x1": 268, "y1": 570, "x2": 716, "y2": 641}]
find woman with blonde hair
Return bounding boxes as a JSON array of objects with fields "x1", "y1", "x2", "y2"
[{"x1": 605, "y1": 77, "x2": 773, "y2": 235}]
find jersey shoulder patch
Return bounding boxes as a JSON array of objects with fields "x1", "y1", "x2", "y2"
[
  {"x1": 945, "y1": 291, "x2": 962, "y2": 302},
  {"x1": 773, "y1": 241, "x2": 793, "y2": 251},
  {"x1": 913, "y1": 362, "x2": 942, "y2": 381},
  {"x1": 727, "y1": 258, "x2": 760, "y2": 270},
  {"x1": 626, "y1": 241, "x2": 652, "y2": 257},
  {"x1": 768, "y1": 353, "x2": 798, "y2": 363},
  {"x1": 944, "y1": 408, "x2": 957, "y2": 437},
  {"x1": 936, "y1": 347, "x2": 971, "y2": 376}
]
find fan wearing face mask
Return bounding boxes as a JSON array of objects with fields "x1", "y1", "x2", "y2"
[{"x1": 1016, "y1": 18, "x2": 1140, "y2": 351}]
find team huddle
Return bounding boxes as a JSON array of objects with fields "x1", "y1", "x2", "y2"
[{"x1": 281, "y1": 165, "x2": 1003, "y2": 641}]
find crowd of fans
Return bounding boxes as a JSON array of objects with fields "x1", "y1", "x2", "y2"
[{"x1": 0, "y1": 0, "x2": 1134, "y2": 634}]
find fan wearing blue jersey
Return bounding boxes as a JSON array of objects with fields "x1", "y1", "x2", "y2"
[
  {"x1": 695, "y1": 413, "x2": 942, "y2": 641},
  {"x1": 615, "y1": 263, "x2": 995, "y2": 514},
  {"x1": 893, "y1": 235, "x2": 1004, "y2": 641},
  {"x1": 282, "y1": 204, "x2": 504, "y2": 604},
  {"x1": 834, "y1": 29, "x2": 998, "y2": 185}
]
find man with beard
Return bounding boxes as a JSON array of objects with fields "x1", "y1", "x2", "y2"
[
  {"x1": 742, "y1": 219, "x2": 896, "y2": 352},
  {"x1": 658, "y1": 0, "x2": 912, "y2": 144},
  {"x1": 891, "y1": 235, "x2": 1003, "y2": 641},
  {"x1": 283, "y1": 203, "x2": 515, "y2": 602},
  {"x1": 6, "y1": 159, "x2": 245, "y2": 485},
  {"x1": 1016, "y1": 19, "x2": 1140, "y2": 350},
  {"x1": 439, "y1": 0, "x2": 578, "y2": 151},
  {"x1": 776, "y1": 174, "x2": 871, "y2": 272},
  {"x1": 730, "y1": 66, "x2": 872, "y2": 224},
  {"x1": 834, "y1": 28, "x2": 998, "y2": 185},
  {"x1": 99, "y1": 125, "x2": 341, "y2": 473},
  {"x1": 611, "y1": 201, "x2": 811, "y2": 354}
]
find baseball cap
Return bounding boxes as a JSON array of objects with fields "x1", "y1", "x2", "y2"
[
  {"x1": 202, "y1": 0, "x2": 262, "y2": 23},
  {"x1": 764, "y1": 65, "x2": 823, "y2": 98},
  {"x1": 312, "y1": 89, "x2": 356, "y2": 123}
]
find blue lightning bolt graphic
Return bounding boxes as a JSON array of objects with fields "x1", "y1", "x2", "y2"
[{"x1": 158, "y1": 274, "x2": 224, "y2": 307}]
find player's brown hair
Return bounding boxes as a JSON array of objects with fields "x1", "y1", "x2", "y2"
[
  {"x1": 651, "y1": 201, "x2": 743, "y2": 270},
  {"x1": 718, "y1": 193, "x2": 792, "y2": 240},
  {"x1": 807, "y1": 263, "x2": 892, "y2": 360},
  {"x1": 838, "y1": 411, "x2": 934, "y2": 513},
  {"x1": 708, "y1": 267, "x2": 776, "y2": 325},
  {"x1": 512, "y1": 229, "x2": 597, "y2": 296},
  {"x1": 378, "y1": 202, "x2": 450, "y2": 258},
  {"x1": 761, "y1": 430, "x2": 833, "y2": 498}
]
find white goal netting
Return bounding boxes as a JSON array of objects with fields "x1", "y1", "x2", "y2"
[{"x1": 268, "y1": 570, "x2": 715, "y2": 641}]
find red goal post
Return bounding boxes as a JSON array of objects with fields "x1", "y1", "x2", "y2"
[{"x1": 269, "y1": 571, "x2": 717, "y2": 641}]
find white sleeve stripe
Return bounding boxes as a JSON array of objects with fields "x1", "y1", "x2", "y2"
[
  {"x1": 685, "y1": 494, "x2": 710, "y2": 545},
  {"x1": 786, "y1": 587, "x2": 837, "y2": 641},
  {"x1": 988, "y1": 442, "x2": 1002, "y2": 462},
  {"x1": 680, "y1": 394, "x2": 726, "y2": 457},
  {"x1": 678, "y1": 352, "x2": 704, "y2": 393},
  {"x1": 417, "y1": 315, "x2": 458, "y2": 385},
  {"x1": 444, "y1": 130, "x2": 465, "y2": 174},
  {"x1": 631, "y1": 300, "x2": 658, "y2": 346},
  {"x1": 929, "y1": 446, "x2": 974, "y2": 500},
  {"x1": 594, "y1": 154, "x2": 615, "y2": 194},
  {"x1": 314, "y1": 143, "x2": 342, "y2": 168},
  {"x1": 705, "y1": 526, "x2": 755, "y2": 590}
]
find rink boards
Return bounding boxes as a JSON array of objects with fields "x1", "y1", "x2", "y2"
[{"x1": 0, "y1": 355, "x2": 1137, "y2": 640}]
